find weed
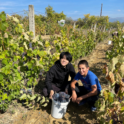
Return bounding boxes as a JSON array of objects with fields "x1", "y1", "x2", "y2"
[
  {"x1": 22, "y1": 114, "x2": 27, "y2": 120},
  {"x1": 11, "y1": 110, "x2": 15, "y2": 114}
]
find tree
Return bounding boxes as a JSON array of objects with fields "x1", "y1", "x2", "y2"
[
  {"x1": 65, "y1": 17, "x2": 74, "y2": 25},
  {"x1": 45, "y1": 5, "x2": 66, "y2": 23}
]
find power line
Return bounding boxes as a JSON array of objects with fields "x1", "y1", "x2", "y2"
[
  {"x1": 34, "y1": 10, "x2": 46, "y2": 16},
  {"x1": 7, "y1": 10, "x2": 29, "y2": 15},
  {"x1": 7, "y1": 10, "x2": 46, "y2": 16}
]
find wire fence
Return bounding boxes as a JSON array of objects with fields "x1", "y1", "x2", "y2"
[{"x1": 6, "y1": 10, "x2": 46, "y2": 17}]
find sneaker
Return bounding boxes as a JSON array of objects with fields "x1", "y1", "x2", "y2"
[
  {"x1": 91, "y1": 106, "x2": 97, "y2": 112},
  {"x1": 78, "y1": 100, "x2": 87, "y2": 106}
]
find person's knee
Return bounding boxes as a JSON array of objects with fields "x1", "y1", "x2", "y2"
[
  {"x1": 92, "y1": 95, "x2": 99, "y2": 101},
  {"x1": 67, "y1": 82, "x2": 80, "y2": 96}
]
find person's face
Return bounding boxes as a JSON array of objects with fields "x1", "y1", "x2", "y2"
[
  {"x1": 78, "y1": 64, "x2": 89, "y2": 76},
  {"x1": 60, "y1": 55, "x2": 69, "y2": 67}
]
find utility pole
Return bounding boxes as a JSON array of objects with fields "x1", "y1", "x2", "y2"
[{"x1": 100, "y1": 4, "x2": 103, "y2": 17}]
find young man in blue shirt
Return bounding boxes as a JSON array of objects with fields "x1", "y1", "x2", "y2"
[{"x1": 70, "y1": 60, "x2": 102, "y2": 111}]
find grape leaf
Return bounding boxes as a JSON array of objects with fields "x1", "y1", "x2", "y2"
[
  {"x1": 23, "y1": 42, "x2": 28, "y2": 50},
  {"x1": 2, "y1": 93, "x2": 8, "y2": 100},
  {"x1": 40, "y1": 96, "x2": 45, "y2": 104},
  {"x1": 37, "y1": 96, "x2": 41, "y2": 102},
  {"x1": 30, "y1": 95, "x2": 36, "y2": 101},
  {"x1": 0, "y1": 74, "x2": 3, "y2": 80},
  {"x1": 42, "y1": 103, "x2": 48, "y2": 107},
  {"x1": 20, "y1": 94, "x2": 27, "y2": 100}
]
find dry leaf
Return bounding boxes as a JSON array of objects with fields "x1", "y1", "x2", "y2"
[{"x1": 106, "y1": 72, "x2": 115, "y2": 83}]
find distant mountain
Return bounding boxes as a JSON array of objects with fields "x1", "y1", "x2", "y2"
[{"x1": 109, "y1": 17, "x2": 124, "y2": 23}]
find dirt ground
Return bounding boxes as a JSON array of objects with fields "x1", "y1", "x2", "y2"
[{"x1": 0, "y1": 37, "x2": 112, "y2": 124}]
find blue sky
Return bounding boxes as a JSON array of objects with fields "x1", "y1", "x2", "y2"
[{"x1": 0, "y1": 0, "x2": 124, "y2": 20}]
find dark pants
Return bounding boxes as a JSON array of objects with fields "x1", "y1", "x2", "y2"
[
  {"x1": 43, "y1": 83, "x2": 100, "y2": 106},
  {"x1": 68, "y1": 84, "x2": 100, "y2": 106},
  {"x1": 42, "y1": 82, "x2": 71, "y2": 97}
]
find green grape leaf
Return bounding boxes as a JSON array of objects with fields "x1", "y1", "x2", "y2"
[
  {"x1": 103, "y1": 90, "x2": 108, "y2": 101},
  {"x1": 0, "y1": 74, "x2": 3, "y2": 80},
  {"x1": 2, "y1": 59, "x2": 8, "y2": 65},
  {"x1": 37, "y1": 96, "x2": 41, "y2": 102},
  {"x1": 108, "y1": 92, "x2": 114, "y2": 103},
  {"x1": 99, "y1": 99, "x2": 105, "y2": 112},
  {"x1": 46, "y1": 98, "x2": 49, "y2": 103},
  {"x1": 20, "y1": 94, "x2": 27, "y2": 100},
  {"x1": 8, "y1": 95, "x2": 12, "y2": 101},
  {"x1": 24, "y1": 102, "x2": 29, "y2": 105},
  {"x1": 109, "y1": 119, "x2": 113, "y2": 124},
  {"x1": 0, "y1": 12, "x2": 6, "y2": 21},
  {"x1": 12, "y1": 17, "x2": 19, "y2": 23},
  {"x1": 30, "y1": 95, "x2": 36, "y2": 101},
  {"x1": 37, "y1": 41, "x2": 43, "y2": 46},
  {"x1": 28, "y1": 105, "x2": 35, "y2": 109},
  {"x1": 32, "y1": 35, "x2": 39, "y2": 43},
  {"x1": 20, "y1": 90, "x2": 23, "y2": 94},
  {"x1": 120, "y1": 106, "x2": 124, "y2": 112},
  {"x1": 109, "y1": 92, "x2": 114, "y2": 98},
  {"x1": 26, "y1": 103, "x2": 32, "y2": 107},
  {"x1": 23, "y1": 42, "x2": 28, "y2": 50},
  {"x1": 0, "y1": 22, "x2": 8, "y2": 31},
  {"x1": 27, "y1": 95, "x2": 31, "y2": 99},
  {"x1": 42, "y1": 103, "x2": 48, "y2": 107},
  {"x1": 23, "y1": 33, "x2": 29, "y2": 41},
  {"x1": 2, "y1": 93, "x2": 8, "y2": 100},
  {"x1": 40, "y1": 96, "x2": 45, "y2": 104}
]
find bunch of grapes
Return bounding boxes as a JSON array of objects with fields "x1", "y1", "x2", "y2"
[
  {"x1": 20, "y1": 88, "x2": 32, "y2": 95},
  {"x1": 52, "y1": 92, "x2": 70, "y2": 103}
]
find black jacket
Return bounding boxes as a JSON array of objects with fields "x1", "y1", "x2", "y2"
[{"x1": 45, "y1": 60, "x2": 76, "y2": 93}]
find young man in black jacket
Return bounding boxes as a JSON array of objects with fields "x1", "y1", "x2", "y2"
[{"x1": 42, "y1": 52, "x2": 76, "y2": 99}]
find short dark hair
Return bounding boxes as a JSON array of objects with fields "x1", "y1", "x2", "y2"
[
  {"x1": 60, "y1": 52, "x2": 72, "y2": 62},
  {"x1": 78, "y1": 60, "x2": 89, "y2": 68}
]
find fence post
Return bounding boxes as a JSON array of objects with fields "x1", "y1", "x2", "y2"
[
  {"x1": 91, "y1": 24, "x2": 93, "y2": 30},
  {"x1": 123, "y1": 26, "x2": 124, "y2": 31},
  {"x1": 73, "y1": 22, "x2": 76, "y2": 29},
  {"x1": 29, "y1": 5, "x2": 35, "y2": 38},
  {"x1": 103, "y1": 26, "x2": 106, "y2": 32},
  {"x1": 94, "y1": 23, "x2": 97, "y2": 32}
]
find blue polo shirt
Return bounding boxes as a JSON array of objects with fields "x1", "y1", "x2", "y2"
[{"x1": 74, "y1": 70, "x2": 102, "y2": 92}]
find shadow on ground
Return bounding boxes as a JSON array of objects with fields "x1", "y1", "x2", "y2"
[{"x1": 41, "y1": 100, "x2": 99, "y2": 124}]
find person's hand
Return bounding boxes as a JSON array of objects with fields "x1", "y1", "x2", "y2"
[
  {"x1": 70, "y1": 91, "x2": 77, "y2": 102},
  {"x1": 76, "y1": 97, "x2": 83, "y2": 104},
  {"x1": 49, "y1": 90, "x2": 54, "y2": 99},
  {"x1": 65, "y1": 89, "x2": 68, "y2": 94}
]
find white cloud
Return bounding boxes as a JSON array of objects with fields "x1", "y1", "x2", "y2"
[
  {"x1": 0, "y1": 1, "x2": 27, "y2": 7},
  {"x1": 0, "y1": 2, "x2": 15, "y2": 6},
  {"x1": 65, "y1": 11, "x2": 80, "y2": 15},
  {"x1": 74, "y1": 11, "x2": 78, "y2": 13},
  {"x1": 0, "y1": 7, "x2": 8, "y2": 10},
  {"x1": 117, "y1": 9, "x2": 121, "y2": 12}
]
